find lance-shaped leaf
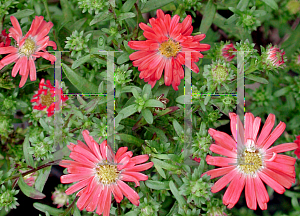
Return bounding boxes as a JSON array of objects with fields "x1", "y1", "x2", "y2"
[
  {"x1": 246, "y1": 74, "x2": 269, "y2": 84},
  {"x1": 261, "y1": 0, "x2": 278, "y2": 10},
  {"x1": 118, "y1": 12, "x2": 136, "y2": 21},
  {"x1": 152, "y1": 159, "x2": 166, "y2": 179},
  {"x1": 62, "y1": 63, "x2": 98, "y2": 93},
  {"x1": 132, "y1": 106, "x2": 179, "y2": 130},
  {"x1": 23, "y1": 135, "x2": 34, "y2": 168},
  {"x1": 116, "y1": 134, "x2": 144, "y2": 146},
  {"x1": 172, "y1": 119, "x2": 183, "y2": 137},
  {"x1": 117, "y1": 52, "x2": 130, "y2": 64},
  {"x1": 142, "y1": 109, "x2": 153, "y2": 124},
  {"x1": 141, "y1": 0, "x2": 174, "y2": 13},
  {"x1": 144, "y1": 99, "x2": 164, "y2": 108},
  {"x1": 18, "y1": 176, "x2": 46, "y2": 199},
  {"x1": 6, "y1": 9, "x2": 34, "y2": 20},
  {"x1": 72, "y1": 54, "x2": 91, "y2": 69},
  {"x1": 35, "y1": 167, "x2": 51, "y2": 192},
  {"x1": 169, "y1": 180, "x2": 186, "y2": 206},
  {"x1": 199, "y1": 0, "x2": 216, "y2": 34},
  {"x1": 151, "y1": 158, "x2": 179, "y2": 171},
  {"x1": 121, "y1": 0, "x2": 137, "y2": 12},
  {"x1": 33, "y1": 203, "x2": 64, "y2": 215},
  {"x1": 146, "y1": 180, "x2": 170, "y2": 190},
  {"x1": 85, "y1": 97, "x2": 101, "y2": 113},
  {"x1": 90, "y1": 11, "x2": 112, "y2": 26}
]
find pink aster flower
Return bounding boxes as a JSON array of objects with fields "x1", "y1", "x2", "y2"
[
  {"x1": 0, "y1": 30, "x2": 11, "y2": 47},
  {"x1": 128, "y1": 9, "x2": 210, "y2": 91},
  {"x1": 0, "y1": 16, "x2": 57, "y2": 87},
  {"x1": 294, "y1": 135, "x2": 300, "y2": 159},
  {"x1": 60, "y1": 130, "x2": 153, "y2": 216},
  {"x1": 30, "y1": 79, "x2": 68, "y2": 117},
  {"x1": 267, "y1": 46, "x2": 285, "y2": 67},
  {"x1": 222, "y1": 43, "x2": 237, "y2": 61},
  {"x1": 202, "y1": 113, "x2": 298, "y2": 210}
]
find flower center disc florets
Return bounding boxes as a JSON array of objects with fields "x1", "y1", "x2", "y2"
[
  {"x1": 40, "y1": 91, "x2": 54, "y2": 108},
  {"x1": 19, "y1": 38, "x2": 36, "y2": 56},
  {"x1": 212, "y1": 65, "x2": 228, "y2": 82},
  {"x1": 159, "y1": 39, "x2": 181, "y2": 58},
  {"x1": 95, "y1": 162, "x2": 120, "y2": 185},
  {"x1": 238, "y1": 149, "x2": 263, "y2": 175}
]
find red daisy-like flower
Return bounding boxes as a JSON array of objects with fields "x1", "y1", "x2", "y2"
[
  {"x1": 60, "y1": 130, "x2": 153, "y2": 216},
  {"x1": 30, "y1": 79, "x2": 68, "y2": 117},
  {"x1": 294, "y1": 135, "x2": 300, "y2": 159},
  {"x1": 0, "y1": 30, "x2": 11, "y2": 47},
  {"x1": 0, "y1": 16, "x2": 56, "y2": 87},
  {"x1": 128, "y1": 9, "x2": 210, "y2": 91},
  {"x1": 222, "y1": 43, "x2": 237, "y2": 61},
  {"x1": 267, "y1": 46, "x2": 285, "y2": 67},
  {"x1": 202, "y1": 113, "x2": 297, "y2": 210}
]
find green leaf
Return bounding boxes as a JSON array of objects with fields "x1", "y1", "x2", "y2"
[
  {"x1": 246, "y1": 74, "x2": 269, "y2": 84},
  {"x1": 60, "y1": 0, "x2": 73, "y2": 21},
  {"x1": 213, "y1": 13, "x2": 241, "y2": 39},
  {"x1": 117, "y1": 52, "x2": 130, "y2": 64},
  {"x1": 77, "y1": 95, "x2": 87, "y2": 105},
  {"x1": 145, "y1": 180, "x2": 170, "y2": 190},
  {"x1": 62, "y1": 63, "x2": 98, "y2": 93},
  {"x1": 85, "y1": 97, "x2": 100, "y2": 113},
  {"x1": 261, "y1": 0, "x2": 278, "y2": 10},
  {"x1": 121, "y1": 0, "x2": 137, "y2": 12},
  {"x1": 118, "y1": 12, "x2": 136, "y2": 21},
  {"x1": 6, "y1": 9, "x2": 34, "y2": 20},
  {"x1": 172, "y1": 119, "x2": 183, "y2": 136},
  {"x1": 152, "y1": 158, "x2": 179, "y2": 171},
  {"x1": 118, "y1": 104, "x2": 138, "y2": 119},
  {"x1": 144, "y1": 99, "x2": 164, "y2": 108},
  {"x1": 273, "y1": 86, "x2": 291, "y2": 97},
  {"x1": 131, "y1": 88, "x2": 140, "y2": 99},
  {"x1": 146, "y1": 126, "x2": 168, "y2": 143},
  {"x1": 116, "y1": 134, "x2": 144, "y2": 146},
  {"x1": 152, "y1": 159, "x2": 166, "y2": 179},
  {"x1": 35, "y1": 167, "x2": 51, "y2": 192},
  {"x1": 141, "y1": 0, "x2": 174, "y2": 13},
  {"x1": 204, "y1": 94, "x2": 211, "y2": 105},
  {"x1": 72, "y1": 54, "x2": 91, "y2": 69},
  {"x1": 68, "y1": 18, "x2": 87, "y2": 32},
  {"x1": 142, "y1": 109, "x2": 153, "y2": 124},
  {"x1": 199, "y1": 0, "x2": 216, "y2": 34},
  {"x1": 39, "y1": 118, "x2": 50, "y2": 131},
  {"x1": 281, "y1": 25, "x2": 300, "y2": 58},
  {"x1": 18, "y1": 176, "x2": 46, "y2": 199},
  {"x1": 169, "y1": 180, "x2": 186, "y2": 206},
  {"x1": 33, "y1": 203, "x2": 64, "y2": 215},
  {"x1": 23, "y1": 135, "x2": 34, "y2": 168},
  {"x1": 90, "y1": 11, "x2": 112, "y2": 26},
  {"x1": 142, "y1": 84, "x2": 152, "y2": 100},
  {"x1": 237, "y1": 0, "x2": 249, "y2": 11}
]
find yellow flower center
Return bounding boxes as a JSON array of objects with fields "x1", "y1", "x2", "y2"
[
  {"x1": 40, "y1": 91, "x2": 54, "y2": 108},
  {"x1": 238, "y1": 149, "x2": 263, "y2": 174},
  {"x1": 95, "y1": 163, "x2": 120, "y2": 185},
  {"x1": 19, "y1": 38, "x2": 36, "y2": 56},
  {"x1": 159, "y1": 39, "x2": 181, "y2": 58}
]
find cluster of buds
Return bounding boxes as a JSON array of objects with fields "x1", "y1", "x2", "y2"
[
  {"x1": 52, "y1": 185, "x2": 70, "y2": 208},
  {"x1": 65, "y1": 30, "x2": 91, "y2": 59},
  {"x1": 77, "y1": 0, "x2": 109, "y2": 15}
]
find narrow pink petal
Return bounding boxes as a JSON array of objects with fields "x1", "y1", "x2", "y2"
[
  {"x1": 10, "y1": 16, "x2": 22, "y2": 38},
  {"x1": 65, "y1": 177, "x2": 93, "y2": 195},
  {"x1": 211, "y1": 169, "x2": 237, "y2": 193},
  {"x1": 262, "y1": 122, "x2": 286, "y2": 151},
  {"x1": 124, "y1": 162, "x2": 153, "y2": 172},
  {"x1": 19, "y1": 68, "x2": 29, "y2": 88},
  {"x1": 103, "y1": 187, "x2": 112, "y2": 216},
  {"x1": 206, "y1": 155, "x2": 237, "y2": 167},
  {"x1": 209, "y1": 144, "x2": 236, "y2": 158},
  {"x1": 19, "y1": 56, "x2": 28, "y2": 76},
  {"x1": 245, "y1": 177, "x2": 257, "y2": 210},
  {"x1": 96, "y1": 185, "x2": 107, "y2": 215},
  {"x1": 257, "y1": 113, "x2": 275, "y2": 146},
  {"x1": 201, "y1": 166, "x2": 235, "y2": 179},
  {"x1": 273, "y1": 154, "x2": 296, "y2": 166},
  {"x1": 0, "y1": 53, "x2": 19, "y2": 67},
  {"x1": 60, "y1": 173, "x2": 91, "y2": 184},
  {"x1": 111, "y1": 184, "x2": 123, "y2": 203},
  {"x1": 208, "y1": 128, "x2": 236, "y2": 150},
  {"x1": 253, "y1": 117, "x2": 261, "y2": 142},
  {"x1": 117, "y1": 155, "x2": 130, "y2": 170},
  {"x1": 28, "y1": 57, "x2": 36, "y2": 81},
  {"x1": 245, "y1": 113, "x2": 254, "y2": 141},
  {"x1": 85, "y1": 184, "x2": 101, "y2": 212},
  {"x1": 254, "y1": 179, "x2": 268, "y2": 210},
  {"x1": 265, "y1": 161, "x2": 295, "y2": 175},
  {"x1": 69, "y1": 152, "x2": 96, "y2": 167},
  {"x1": 12, "y1": 58, "x2": 22, "y2": 77},
  {"x1": 73, "y1": 145, "x2": 99, "y2": 163},
  {"x1": 266, "y1": 143, "x2": 298, "y2": 154},
  {"x1": 117, "y1": 180, "x2": 140, "y2": 206},
  {"x1": 115, "y1": 147, "x2": 128, "y2": 161},
  {"x1": 0, "y1": 46, "x2": 17, "y2": 54},
  {"x1": 258, "y1": 171, "x2": 285, "y2": 194},
  {"x1": 262, "y1": 169, "x2": 292, "y2": 189},
  {"x1": 67, "y1": 166, "x2": 93, "y2": 175},
  {"x1": 130, "y1": 155, "x2": 149, "y2": 165},
  {"x1": 164, "y1": 58, "x2": 173, "y2": 86},
  {"x1": 223, "y1": 172, "x2": 245, "y2": 207}
]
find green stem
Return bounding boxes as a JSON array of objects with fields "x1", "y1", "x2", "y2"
[
  {"x1": 5, "y1": 159, "x2": 61, "y2": 182},
  {"x1": 133, "y1": 3, "x2": 142, "y2": 40},
  {"x1": 62, "y1": 196, "x2": 79, "y2": 216},
  {"x1": 42, "y1": 0, "x2": 62, "y2": 51}
]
